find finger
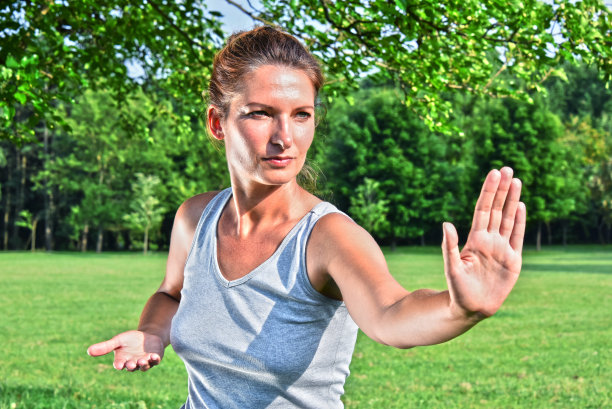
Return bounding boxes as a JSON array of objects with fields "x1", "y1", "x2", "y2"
[
  {"x1": 441, "y1": 222, "x2": 461, "y2": 277},
  {"x1": 87, "y1": 338, "x2": 121, "y2": 357},
  {"x1": 149, "y1": 353, "x2": 161, "y2": 366},
  {"x1": 113, "y1": 358, "x2": 127, "y2": 371},
  {"x1": 472, "y1": 169, "x2": 501, "y2": 232},
  {"x1": 499, "y1": 178, "x2": 522, "y2": 238},
  {"x1": 125, "y1": 360, "x2": 138, "y2": 372},
  {"x1": 509, "y1": 202, "x2": 527, "y2": 253},
  {"x1": 138, "y1": 358, "x2": 151, "y2": 371},
  {"x1": 487, "y1": 167, "x2": 514, "y2": 232}
]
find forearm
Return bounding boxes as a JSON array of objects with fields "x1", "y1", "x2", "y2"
[
  {"x1": 137, "y1": 292, "x2": 180, "y2": 347},
  {"x1": 377, "y1": 289, "x2": 485, "y2": 349}
]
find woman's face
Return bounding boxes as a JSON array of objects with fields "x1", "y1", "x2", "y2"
[{"x1": 215, "y1": 65, "x2": 316, "y2": 187}]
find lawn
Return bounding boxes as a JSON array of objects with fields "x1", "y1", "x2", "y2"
[{"x1": 0, "y1": 246, "x2": 610, "y2": 408}]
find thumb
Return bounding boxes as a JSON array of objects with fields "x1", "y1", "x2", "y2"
[
  {"x1": 441, "y1": 222, "x2": 461, "y2": 276},
  {"x1": 87, "y1": 337, "x2": 121, "y2": 357}
]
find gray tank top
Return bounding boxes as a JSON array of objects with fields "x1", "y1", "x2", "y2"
[{"x1": 170, "y1": 188, "x2": 359, "y2": 409}]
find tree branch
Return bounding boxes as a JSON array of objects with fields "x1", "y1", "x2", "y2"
[
  {"x1": 146, "y1": 0, "x2": 207, "y2": 64},
  {"x1": 483, "y1": 63, "x2": 507, "y2": 91},
  {"x1": 224, "y1": 0, "x2": 277, "y2": 27}
]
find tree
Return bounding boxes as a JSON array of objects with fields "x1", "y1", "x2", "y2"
[
  {"x1": 34, "y1": 87, "x2": 228, "y2": 251},
  {"x1": 583, "y1": 114, "x2": 612, "y2": 243},
  {"x1": 1, "y1": 1, "x2": 225, "y2": 145},
  {"x1": 349, "y1": 178, "x2": 390, "y2": 241},
  {"x1": 320, "y1": 85, "x2": 469, "y2": 246},
  {"x1": 254, "y1": 0, "x2": 612, "y2": 130},
  {"x1": 544, "y1": 62, "x2": 612, "y2": 244},
  {"x1": 465, "y1": 95, "x2": 580, "y2": 250},
  {"x1": 15, "y1": 209, "x2": 39, "y2": 251},
  {"x1": 123, "y1": 173, "x2": 166, "y2": 254}
]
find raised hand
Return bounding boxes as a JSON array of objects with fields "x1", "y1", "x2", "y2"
[
  {"x1": 87, "y1": 330, "x2": 164, "y2": 372},
  {"x1": 442, "y1": 167, "x2": 526, "y2": 319}
]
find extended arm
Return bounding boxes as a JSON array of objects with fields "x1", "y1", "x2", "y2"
[
  {"x1": 87, "y1": 192, "x2": 216, "y2": 371},
  {"x1": 308, "y1": 167, "x2": 525, "y2": 348}
]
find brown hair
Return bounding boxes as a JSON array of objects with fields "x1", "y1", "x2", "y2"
[
  {"x1": 207, "y1": 25, "x2": 324, "y2": 118},
  {"x1": 207, "y1": 26, "x2": 324, "y2": 191}
]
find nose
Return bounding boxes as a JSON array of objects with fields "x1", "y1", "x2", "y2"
[{"x1": 271, "y1": 116, "x2": 292, "y2": 150}]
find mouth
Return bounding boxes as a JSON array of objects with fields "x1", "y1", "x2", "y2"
[{"x1": 262, "y1": 156, "x2": 294, "y2": 167}]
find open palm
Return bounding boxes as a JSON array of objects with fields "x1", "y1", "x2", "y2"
[
  {"x1": 442, "y1": 167, "x2": 526, "y2": 318},
  {"x1": 87, "y1": 330, "x2": 164, "y2": 372}
]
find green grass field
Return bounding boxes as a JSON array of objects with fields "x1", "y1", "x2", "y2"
[{"x1": 0, "y1": 246, "x2": 610, "y2": 408}]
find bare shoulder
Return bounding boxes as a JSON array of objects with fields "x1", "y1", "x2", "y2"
[
  {"x1": 175, "y1": 191, "x2": 221, "y2": 229},
  {"x1": 309, "y1": 211, "x2": 374, "y2": 252},
  {"x1": 308, "y1": 210, "x2": 405, "y2": 340},
  {"x1": 159, "y1": 190, "x2": 222, "y2": 297},
  {"x1": 307, "y1": 211, "x2": 388, "y2": 299}
]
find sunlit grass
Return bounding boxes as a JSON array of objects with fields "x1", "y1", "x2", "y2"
[
  {"x1": 344, "y1": 246, "x2": 611, "y2": 408},
  {"x1": 0, "y1": 247, "x2": 610, "y2": 408}
]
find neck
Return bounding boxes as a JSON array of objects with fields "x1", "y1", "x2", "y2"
[{"x1": 226, "y1": 179, "x2": 306, "y2": 237}]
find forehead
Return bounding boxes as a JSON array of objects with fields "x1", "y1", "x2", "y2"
[{"x1": 235, "y1": 65, "x2": 316, "y2": 106}]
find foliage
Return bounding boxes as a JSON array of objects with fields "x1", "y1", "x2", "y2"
[
  {"x1": 0, "y1": 145, "x2": 5, "y2": 201},
  {"x1": 124, "y1": 173, "x2": 166, "y2": 254},
  {"x1": 464, "y1": 94, "x2": 583, "y2": 249},
  {"x1": 3, "y1": 1, "x2": 612, "y2": 249},
  {"x1": 15, "y1": 209, "x2": 38, "y2": 251},
  {"x1": 257, "y1": 0, "x2": 612, "y2": 130},
  {"x1": 0, "y1": 0, "x2": 225, "y2": 145},
  {"x1": 349, "y1": 178, "x2": 391, "y2": 239},
  {"x1": 320, "y1": 86, "x2": 469, "y2": 244}
]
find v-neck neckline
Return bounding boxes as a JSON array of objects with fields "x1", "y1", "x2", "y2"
[{"x1": 213, "y1": 190, "x2": 325, "y2": 288}]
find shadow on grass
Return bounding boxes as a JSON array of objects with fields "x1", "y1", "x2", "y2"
[
  {"x1": 523, "y1": 263, "x2": 611, "y2": 275},
  {"x1": 0, "y1": 382, "x2": 148, "y2": 409},
  {"x1": 1, "y1": 383, "x2": 80, "y2": 408}
]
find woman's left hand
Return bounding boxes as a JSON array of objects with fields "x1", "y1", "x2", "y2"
[{"x1": 442, "y1": 167, "x2": 526, "y2": 319}]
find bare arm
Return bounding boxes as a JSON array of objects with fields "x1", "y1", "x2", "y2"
[
  {"x1": 87, "y1": 192, "x2": 217, "y2": 371},
  {"x1": 308, "y1": 167, "x2": 526, "y2": 349}
]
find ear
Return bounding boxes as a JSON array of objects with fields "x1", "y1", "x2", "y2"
[{"x1": 207, "y1": 106, "x2": 224, "y2": 140}]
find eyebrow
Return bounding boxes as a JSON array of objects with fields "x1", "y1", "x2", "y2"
[{"x1": 244, "y1": 103, "x2": 315, "y2": 110}]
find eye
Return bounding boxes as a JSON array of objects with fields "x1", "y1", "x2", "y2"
[
  {"x1": 247, "y1": 110, "x2": 270, "y2": 118},
  {"x1": 295, "y1": 111, "x2": 312, "y2": 120}
]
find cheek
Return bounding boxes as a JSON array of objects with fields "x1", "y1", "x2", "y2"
[
  {"x1": 296, "y1": 125, "x2": 315, "y2": 151},
  {"x1": 229, "y1": 122, "x2": 268, "y2": 151}
]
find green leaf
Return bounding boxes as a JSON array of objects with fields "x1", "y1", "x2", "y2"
[
  {"x1": 14, "y1": 92, "x2": 27, "y2": 105},
  {"x1": 393, "y1": 0, "x2": 407, "y2": 12},
  {"x1": 6, "y1": 55, "x2": 20, "y2": 69}
]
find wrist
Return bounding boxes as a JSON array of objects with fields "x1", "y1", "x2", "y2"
[{"x1": 448, "y1": 299, "x2": 488, "y2": 325}]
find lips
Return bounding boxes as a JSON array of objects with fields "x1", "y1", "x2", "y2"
[{"x1": 263, "y1": 156, "x2": 293, "y2": 167}]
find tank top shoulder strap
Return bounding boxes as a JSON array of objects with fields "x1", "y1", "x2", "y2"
[{"x1": 185, "y1": 188, "x2": 232, "y2": 264}]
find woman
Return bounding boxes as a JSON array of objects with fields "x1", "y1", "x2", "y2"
[{"x1": 88, "y1": 26, "x2": 526, "y2": 408}]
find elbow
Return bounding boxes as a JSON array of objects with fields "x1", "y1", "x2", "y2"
[{"x1": 156, "y1": 290, "x2": 181, "y2": 303}]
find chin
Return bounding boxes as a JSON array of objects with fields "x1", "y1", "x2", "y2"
[{"x1": 256, "y1": 170, "x2": 301, "y2": 186}]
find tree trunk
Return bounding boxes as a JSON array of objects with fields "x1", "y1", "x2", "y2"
[
  {"x1": 420, "y1": 234, "x2": 425, "y2": 246},
  {"x1": 81, "y1": 224, "x2": 89, "y2": 252},
  {"x1": 390, "y1": 238, "x2": 397, "y2": 252},
  {"x1": 12, "y1": 149, "x2": 26, "y2": 246},
  {"x1": 597, "y1": 218, "x2": 605, "y2": 245},
  {"x1": 143, "y1": 227, "x2": 149, "y2": 255},
  {"x1": 96, "y1": 227, "x2": 103, "y2": 253},
  {"x1": 562, "y1": 223, "x2": 568, "y2": 247},
  {"x1": 2, "y1": 169, "x2": 11, "y2": 250},
  {"x1": 545, "y1": 221, "x2": 552, "y2": 246},
  {"x1": 31, "y1": 217, "x2": 38, "y2": 252},
  {"x1": 536, "y1": 221, "x2": 542, "y2": 252},
  {"x1": 123, "y1": 230, "x2": 132, "y2": 250},
  {"x1": 43, "y1": 125, "x2": 54, "y2": 251},
  {"x1": 45, "y1": 189, "x2": 55, "y2": 251}
]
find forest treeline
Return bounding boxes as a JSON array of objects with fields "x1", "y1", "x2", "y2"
[
  {"x1": 2, "y1": 1, "x2": 612, "y2": 252},
  {"x1": 1, "y1": 63, "x2": 611, "y2": 252}
]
